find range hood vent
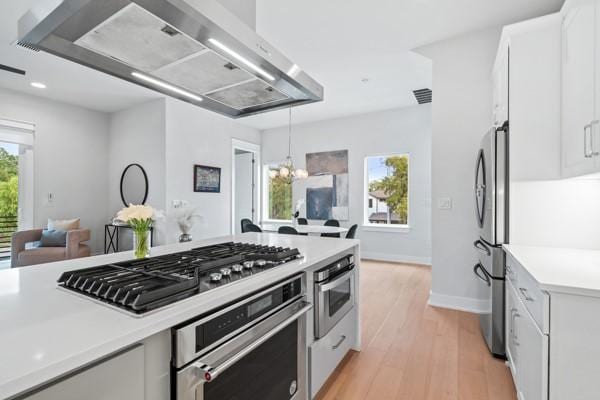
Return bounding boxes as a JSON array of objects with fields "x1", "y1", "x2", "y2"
[{"x1": 18, "y1": 0, "x2": 323, "y2": 118}]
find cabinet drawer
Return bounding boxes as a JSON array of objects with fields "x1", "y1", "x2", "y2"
[
  {"x1": 310, "y1": 307, "x2": 356, "y2": 398},
  {"x1": 506, "y1": 254, "x2": 519, "y2": 286},
  {"x1": 506, "y1": 254, "x2": 549, "y2": 334}
]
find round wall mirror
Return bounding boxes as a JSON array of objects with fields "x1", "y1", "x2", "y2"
[{"x1": 120, "y1": 163, "x2": 149, "y2": 206}]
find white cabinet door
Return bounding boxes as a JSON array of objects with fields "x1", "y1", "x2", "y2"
[
  {"x1": 24, "y1": 346, "x2": 145, "y2": 400},
  {"x1": 505, "y1": 280, "x2": 519, "y2": 382},
  {"x1": 562, "y1": 0, "x2": 597, "y2": 177},
  {"x1": 515, "y1": 297, "x2": 549, "y2": 400},
  {"x1": 493, "y1": 47, "x2": 509, "y2": 126}
]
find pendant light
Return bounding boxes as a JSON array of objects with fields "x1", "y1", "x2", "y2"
[{"x1": 269, "y1": 107, "x2": 308, "y2": 180}]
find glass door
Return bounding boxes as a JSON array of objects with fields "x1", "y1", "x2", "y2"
[{"x1": 0, "y1": 142, "x2": 19, "y2": 261}]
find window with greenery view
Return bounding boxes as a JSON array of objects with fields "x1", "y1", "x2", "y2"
[
  {"x1": 365, "y1": 154, "x2": 409, "y2": 225},
  {"x1": 0, "y1": 147, "x2": 18, "y2": 217},
  {"x1": 266, "y1": 166, "x2": 292, "y2": 220}
]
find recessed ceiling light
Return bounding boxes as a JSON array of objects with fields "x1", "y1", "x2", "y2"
[
  {"x1": 208, "y1": 38, "x2": 276, "y2": 81},
  {"x1": 30, "y1": 82, "x2": 46, "y2": 89},
  {"x1": 131, "y1": 72, "x2": 203, "y2": 102}
]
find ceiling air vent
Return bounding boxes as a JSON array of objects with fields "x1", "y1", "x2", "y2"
[
  {"x1": 413, "y1": 88, "x2": 432, "y2": 104},
  {"x1": 0, "y1": 64, "x2": 26, "y2": 76}
]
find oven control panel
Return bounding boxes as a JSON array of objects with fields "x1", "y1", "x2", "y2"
[{"x1": 195, "y1": 277, "x2": 302, "y2": 353}]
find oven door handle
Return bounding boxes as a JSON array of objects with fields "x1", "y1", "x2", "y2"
[
  {"x1": 193, "y1": 301, "x2": 312, "y2": 384},
  {"x1": 317, "y1": 268, "x2": 355, "y2": 292}
]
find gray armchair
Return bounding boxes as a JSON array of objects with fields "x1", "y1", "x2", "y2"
[{"x1": 11, "y1": 228, "x2": 91, "y2": 268}]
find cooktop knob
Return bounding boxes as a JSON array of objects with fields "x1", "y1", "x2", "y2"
[
  {"x1": 232, "y1": 264, "x2": 244, "y2": 273},
  {"x1": 209, "y1": 272, "x2": 222, "y2": 282},
  {"x1": 255, "y1": 259, "x2": 267, "y2": 267},
  {"x1": 220, "y1": 268, "x2": 232, "y2": 276},
  {"x1": 243, "y1": 261, "x2": 254, "y2": 269}
]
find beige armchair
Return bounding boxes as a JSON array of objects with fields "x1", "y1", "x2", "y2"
[{"x1": 11, "y1": 228, "x2": 91, "y2": 268}]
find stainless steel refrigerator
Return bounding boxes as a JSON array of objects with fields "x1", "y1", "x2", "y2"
[{"x1": 473, "y1": 121, "x2": 508, "y2": 358}]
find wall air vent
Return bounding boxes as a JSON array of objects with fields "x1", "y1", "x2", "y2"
[
  {"x1": 413, "y1": 88, "x2": 432, "y2": 104},
  {"x1": 0, "y1": 64, "x2": 26, "y2": 76}
]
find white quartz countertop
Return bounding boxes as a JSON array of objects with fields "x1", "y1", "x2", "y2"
[
  {"x1": 503, "y1": 244, "x2": 600, "y2": 297},
  {"x1": 0, "y1": 233, "x2": 358, "y2": 399}
]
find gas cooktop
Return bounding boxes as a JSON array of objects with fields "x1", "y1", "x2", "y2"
[{"x1": 57, "y1": 242, "x2": 302, "y2": 315}]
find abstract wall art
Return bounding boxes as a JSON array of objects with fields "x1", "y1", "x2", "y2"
[{"x1": 304, "y1": 150, "x2": 349, "y2": 220}]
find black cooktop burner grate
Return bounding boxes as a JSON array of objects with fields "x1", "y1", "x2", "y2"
[{"x1": 57, "y1": 242, "x2": 301, "y2": 315}]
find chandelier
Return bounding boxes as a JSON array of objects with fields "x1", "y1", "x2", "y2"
[{"x1": 268, "y1": 107, "x2": 308, "y2": 180}]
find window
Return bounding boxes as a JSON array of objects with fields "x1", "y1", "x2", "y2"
[
  {"x1": 365, "y1": 154, "x2": 409, "y2": 226},
  {"x1": 264, "y1": 165, "x2": 292, "y2": 221}
]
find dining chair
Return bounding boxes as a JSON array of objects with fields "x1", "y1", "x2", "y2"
[
  {"x1": 240, "y1": 218, "x2": 252, "y2": 233},
  {"x1": 296, "y1": 218, "x2": 309, "y2": 235},
  {"x1": 322, "y1": 219, "x2": 341, "y2": 238},
  {"x1": 278, "y1": 226, "x2": 299, "y2": 235},
  {"x1": 243, "y1": 223, "x2": 262, "y2": 233},
  {"x1": 345, "y1": 224, "x2": 358, "y2": 239}
]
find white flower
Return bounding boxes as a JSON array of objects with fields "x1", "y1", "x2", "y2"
[
  {"x1": 117, "y1": 204, "x2": 159, "y2": 222},
  {"x1": 174, "y1": 206, "x2": 200, "y2": 234}
]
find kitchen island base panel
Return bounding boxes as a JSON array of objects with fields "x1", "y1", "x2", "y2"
[{"x1": 310, "y1": 307, "x2": 358, "y2": 398}]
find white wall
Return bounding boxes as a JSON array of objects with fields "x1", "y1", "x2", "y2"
[
  {"x1": 0, "y1": 88, "x2": 109, "y2": 253},
  {"x1": 417, "y1": 27, "x2": 502, "y2": 312},
  {"x1": 108, "y1": 99, "x2": 167, "y2": 245},
  {"x1": 164, "y1": 98, "x2": 261, "y2": 243},
  {"x1": 261, "y1": 106, "x2": 432, "y2": 264},
  {"x1": 217, "y1": 0, "x2": 256, "y2": 29},
  {"x1": 511, "y1": 179, "x2": 600, "y2": 249}
]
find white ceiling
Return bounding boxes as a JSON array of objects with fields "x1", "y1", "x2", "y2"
[
  {"x1": 0, "y1": 0, "x2": 564, "y2": 128},
  {"x1": 244, "y1": 0, "x2": 564, "y2": 129}
]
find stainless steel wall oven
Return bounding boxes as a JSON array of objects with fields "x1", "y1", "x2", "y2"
[{"x1": 172, "y1": 275, "x2": 311, "y2": 400}]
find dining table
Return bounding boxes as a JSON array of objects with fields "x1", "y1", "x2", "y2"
[{"x1": 260, "y1": 223, "x2": 349, "y2": 236}]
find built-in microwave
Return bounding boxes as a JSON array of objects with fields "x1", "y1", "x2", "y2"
[{"x1": 314, "y1": 255, "x2": 356, "y2": 339}]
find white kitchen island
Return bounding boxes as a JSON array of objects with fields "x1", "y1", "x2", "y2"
[{"x1": 0, "y1": 233, "x2": 360, "y2": 400}]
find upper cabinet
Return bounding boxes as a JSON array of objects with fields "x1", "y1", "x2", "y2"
[
  {"x1": 561, "y1": 0, "x2": 599, "y2": 177},
  {"x1": 494, "y1": 14, "x2": 562, "y2": 182},
  {"x1": 492, "y1": 48, "x2": 509, "y2": 127}
]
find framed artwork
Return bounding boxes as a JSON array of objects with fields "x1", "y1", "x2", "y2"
[
  {"x1": 303, "y1": 150, "x2": 349, "y2": 220},
  {"x1": 194, "y1": 165, "x2": 221, "y2": 193}
]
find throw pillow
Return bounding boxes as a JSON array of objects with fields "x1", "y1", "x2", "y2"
[
  {"x1": 48, "y1": 218, "x2": 80, "y2": 231},
  {"x1": 38, "y1": 230, "x2": 67, "y2": 247}
]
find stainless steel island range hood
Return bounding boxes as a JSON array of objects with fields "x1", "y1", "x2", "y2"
[{"x1": 18, "y1": 0, "x2": 323, "y2": 118}]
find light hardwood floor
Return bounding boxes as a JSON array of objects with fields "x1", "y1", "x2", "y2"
[{"x1": 315, "y1": 260, "x2": 516, "y2": 400}]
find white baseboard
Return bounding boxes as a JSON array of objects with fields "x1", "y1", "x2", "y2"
[
  {"x1": 360, "y1": 251, "x2": 431, "y2": 266},
  {"x1": 428, "y1": 291, "x2": 490, "y2": 314}
]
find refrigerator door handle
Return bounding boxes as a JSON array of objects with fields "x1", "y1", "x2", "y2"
[
  {"x1": 473, "y1": 263, "x2": 491, "y2": 287},
  {"x1": 473, "y1": 239, "x2": 491, "y2": 256}
]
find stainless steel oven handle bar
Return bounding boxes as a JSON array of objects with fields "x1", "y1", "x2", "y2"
[
  {"x1": 317, "y1": 268, "x2": 355, "y2": 292},
  {"x1": 193, "y1": 300, "x2": 312, "y2": 384}
]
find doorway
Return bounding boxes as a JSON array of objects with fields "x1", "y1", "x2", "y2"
[
  {"x1": 231, "y1": 139, "x2": 260, "y2": 234},
  {"x1": 0, "y1": 118, "x2": 34, "y2": 266}
]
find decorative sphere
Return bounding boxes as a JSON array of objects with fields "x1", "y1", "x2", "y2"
[{"x1": 279, "y1": 167, "x2": 290, "y2": 177}]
